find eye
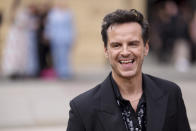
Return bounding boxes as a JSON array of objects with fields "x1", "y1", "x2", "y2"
[
  {"x1": 128, "y1": 41, "x2": 139, "y2": 47},
  {"x1": 111, "y1": 42, "x2": 121, "y2": 48}
]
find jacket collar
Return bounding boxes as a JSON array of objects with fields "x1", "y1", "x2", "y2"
[
  {"x1": 143, "y1": 74, "x2": 168, "y2": 131},
  {"x1": 97, "y1": 73, "x2": 168, "y2": 131},
  {"x1": 97, "y1": 73, "x2": 126, "y2": 131}
]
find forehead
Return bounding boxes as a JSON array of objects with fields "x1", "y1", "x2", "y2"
[
  {"x1": 107, "y1": 22, "x2": 142, "y2": 33},
  {"x1": 107, "y1": 22, "x2": 142, "y2": 40}
]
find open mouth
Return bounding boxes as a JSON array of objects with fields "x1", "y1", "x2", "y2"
[{"x1": 119, "y1": 59, "x2": 135, "y2": 64}]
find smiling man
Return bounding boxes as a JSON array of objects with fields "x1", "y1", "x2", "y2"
[{"x1": 67, "y1": 9, "x2": 190, "y2": 131}]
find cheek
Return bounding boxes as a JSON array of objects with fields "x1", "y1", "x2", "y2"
[
  {"x1": 108, "y1": 51, "x2": 118, "y2": 61},
  {"x1": 139, "y1": 46, "x2": 147, "y2": 55},
  {"x1": 132, "y1": 48, "x2": 143, "y2": 56}
]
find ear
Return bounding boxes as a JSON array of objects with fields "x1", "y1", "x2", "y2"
[
  {"x1": 144, "y1": 42, "x2": 149, "y2": 56},
  {"x1": 104, "y1": 47, "x2": 109, "y2": 58}
]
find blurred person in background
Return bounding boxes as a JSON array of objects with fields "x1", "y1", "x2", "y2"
[
  {"x1": 67, "y1": 9, "x2": 190, "y2": 131},
  {"x1": 1, "y1": 0, "x2": 39, "y2": 79},
  {"x1": 149, "y1": 0, "x2": 192, "y2": 72},
  {"x1": 189, "y1": 11, "x2": 196, "y2": 64},
  {"x1": 45, "y1": 0, "x2": 75, "y2": 79},
  {"x1": 36, "y1": 3, "x2": 54, "y2": 78},
  {"x1": 25, "y1": 4, "x2": 40, "y2": 77}
]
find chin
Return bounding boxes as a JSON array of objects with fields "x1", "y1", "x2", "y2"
[{"x1": 119, "y1": 70, "x2": 137, "y2": 79}]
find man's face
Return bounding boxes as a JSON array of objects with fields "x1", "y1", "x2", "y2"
[{"x1": 105, "y1": 22, "x2": 149, "y2": 79}]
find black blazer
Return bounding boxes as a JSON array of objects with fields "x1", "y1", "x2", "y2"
[{"x1": 67, "y1": 73, "x2": 191, "y2": 131}]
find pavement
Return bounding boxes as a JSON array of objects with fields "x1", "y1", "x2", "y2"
[{"x1": 0, "y1": 55, "x2": 196, "y2": 131}]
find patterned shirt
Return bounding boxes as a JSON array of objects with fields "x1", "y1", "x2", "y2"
[{"x1": 111, "y1": 75, "x2": 147, "y2": 131}]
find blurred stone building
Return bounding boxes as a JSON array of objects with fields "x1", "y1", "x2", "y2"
[{"x1": 0, "y1": 0, "x2": 147, "y2": 73}]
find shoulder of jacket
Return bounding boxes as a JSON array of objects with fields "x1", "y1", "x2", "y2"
[
  {"x1": 70, "y1": 83, "x2": 102, "y2": 107},
  {"x1": 144, "y1": 73, "x2": 181, "y2": 92}
]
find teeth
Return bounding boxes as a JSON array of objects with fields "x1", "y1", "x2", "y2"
[{"x1": 120, "y1": 60, "x2": 134, "y2": 64}]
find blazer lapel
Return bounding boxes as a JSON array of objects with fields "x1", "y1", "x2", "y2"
[
  {"x1": 97, "y1": 74, "x2": 127, "y2": 131},
  {"x1": 143, "y1": 74, "x2": 168, "y2": 131}
]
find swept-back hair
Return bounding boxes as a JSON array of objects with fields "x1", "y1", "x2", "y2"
[{"x1": 101, "y1": 9, "x2": 149, "y2": 47}]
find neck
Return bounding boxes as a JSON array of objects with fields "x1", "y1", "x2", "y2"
[{"x1": 112, "y1": 72, "x2": 143, "y2": 100}]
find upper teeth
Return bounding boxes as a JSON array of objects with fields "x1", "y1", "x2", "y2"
[{"x1": 120, "y1": 60, "x2": 133, "y2": 64}]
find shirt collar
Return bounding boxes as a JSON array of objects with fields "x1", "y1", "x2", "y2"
[{"x1": 110, "y1": 73, "x2": 146, "y2": 104}]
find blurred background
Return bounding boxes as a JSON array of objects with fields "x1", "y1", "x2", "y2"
[{"x1": 0, "y1": 0, "x2": 196, "y2": 130}]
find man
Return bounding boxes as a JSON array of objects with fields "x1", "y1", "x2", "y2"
[{"x1": 67, "y1": 9, "x2": 190, "y2": 131}]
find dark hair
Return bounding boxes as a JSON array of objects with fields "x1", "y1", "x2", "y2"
[{"x1": 101, "y1": 9, "x2": 149, "y2": 47}]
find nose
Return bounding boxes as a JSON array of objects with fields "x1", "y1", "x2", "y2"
[{"x1": 121, "y1": 45, "x2": 130, "y2": 56}]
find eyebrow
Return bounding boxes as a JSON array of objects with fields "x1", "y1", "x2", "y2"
[
  {"x1": 110, "y1": 40, "x2": 140, "y2": 44},
  {"x1": 110, "y1": 42, "x2": 121, "y2": 45},
  {"x1": 128, "y1": 40, "x2": 140, "y2": 44}
]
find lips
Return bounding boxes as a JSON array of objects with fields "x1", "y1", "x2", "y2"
[{"x1": 119, "y1": 59, "x2": 135, "y2": 64}]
